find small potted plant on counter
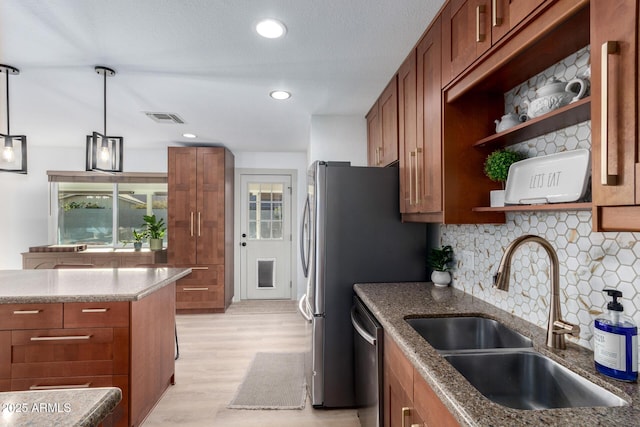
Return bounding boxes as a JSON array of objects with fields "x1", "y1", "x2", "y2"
[
  {"x1": 484, "y1": 149, "x2": 526, "y2": 207},
  {"x1": 132, "y1": 229, "x2": 147, "y2": 251},
  {"x1": 428, "y1": 245, "x2": 454, "y2": 287},
  {"x1": 143, "y1": 214, "x2": 166, "y2": 251}
]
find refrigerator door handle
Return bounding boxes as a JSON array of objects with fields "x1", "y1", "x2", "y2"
[
  {"x1": 350, "y1": 305, "x2": 376, "y2": 345},
  {"x1": 298, "y1": 294, "x2": 313, "y2": 322},
  {"x1": 300, "y1": 196, "x2": 311, "y2": 278}
]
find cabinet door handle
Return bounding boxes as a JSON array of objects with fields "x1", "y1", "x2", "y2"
[
  {"x1": 492, "y1": 0, "x2": 502, "y2": 27},
  {"x1": 476, "y1": 5, "x2": 486, "y2": 42},
  {"x1": 12, "y1": 310, "x2": 41, "y2": 315},
  {"x1": 379, "y1": 146, "x2": 384, "y2": 165},
  {"x1": 601, "y1": 41, "x2": 619, "y2": 186},
  {"x1": 30, "y1": 383, "x2": 91, "y2": 390},
  {"x1": 191, "y1": 266, "x2": 209, "y2": 270},
  {"x1": 81, "y1": 308, "x2": 108, "y2": 313},
  {"x1": 183, "y1": 287, "x2": 209, "y2": 291},
  {"x1": 198, "y1": 212, "x2": 201, "y2": 236},
  {"x1": 415, "y1": 147, "x2": 422, "y2": 204},
  {"x1": 190, "y1": 212, "x2": 194, "y2": 237},
  {"x1": 409, "y1": 151, "x2": 415, "y2": 205},
  {"x1": 30, "y1": 335, "x2": 91, "y2": 341},
  {"x1": 401, "y1": 407, "x2": 411, "y2": 427}
]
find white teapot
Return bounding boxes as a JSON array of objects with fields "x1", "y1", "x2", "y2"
[
  {"x1": 524, "y1": 77, "x2": 587, "y2": 119},
  {"x1": 495, "y1": 113, "x2": 527, "y2": 133}
]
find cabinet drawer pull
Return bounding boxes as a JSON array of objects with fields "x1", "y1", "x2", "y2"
[
  {"x1": 191, "y1": 266, "x2": 209, "y2": 270},
  {"x1": 12, "y1": 310, "x2": 42, "y2": 315},
  {"x1": 30, "y1": 335, "x2": 91, "y2": 341},
  {"x1": 183, "y1": 287, "x2": 209, "y2": 291},
  {"x1": 81, "y1": 308, "x2": 108, "y2": 313},
  {"x1": 476, "y1": 5, "x2": 486, "y2": 42},
  {"x1": 492, "y1": 0, "x2": 502, "y2": 26},
  {"x1": 30, "y1": 383, "x2": 91, "y2": 390},
  {"x1": 601, "y1": 41, "x2": 619, "y2": 186},
  {"x1": 401, "y1": 407, "x2": 411, "y2": 427}
]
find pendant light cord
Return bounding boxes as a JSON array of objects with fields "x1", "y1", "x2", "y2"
[
  {"x1": 5, "y1": 70, "x2": 9, "y2": 135},
  {"x1": 103, "y1": 70, "x2": 107, "y2": 136}
]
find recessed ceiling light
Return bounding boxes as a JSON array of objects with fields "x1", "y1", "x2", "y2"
[
  {"x1": 256, "y1": 19, "x2": 287, "y2": 39},
  {"x1": 182, "y1": 133, "x2": 197, "y2": 138},
  {"x1": 270, "y1": 90, "x2": 291, "y2": 100}
]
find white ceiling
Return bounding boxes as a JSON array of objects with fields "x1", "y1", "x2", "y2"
[{"x1": 0, "y1": 0, "x2": 444, "y2": 153}]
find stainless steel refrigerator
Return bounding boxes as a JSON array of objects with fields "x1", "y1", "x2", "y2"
[{"x1": 298, "y1": 161, "x2": 434, "y2": 408}]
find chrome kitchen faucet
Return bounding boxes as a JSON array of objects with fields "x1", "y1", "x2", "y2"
[{"x1": 493, "y1": 235, "x2": 580, "y2": 350}]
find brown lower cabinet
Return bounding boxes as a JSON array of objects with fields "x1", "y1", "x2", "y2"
[
  {"x1": 384, "y1": 335, "x2": 459, "y2": 427},
  {"x1": 0, "y1": 283, "x2": 176, "y2": 427}
]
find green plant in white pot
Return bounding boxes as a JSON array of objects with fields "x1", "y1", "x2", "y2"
[
  {"x1": 143, "y1": 214, "x2": 165, "y2": 251},
  {"x1": 484, "y1": 149, "x2": 526, "y2": 207},
  {"x1": 428, "y1": 245, "x2": 454, "y2": 287}
]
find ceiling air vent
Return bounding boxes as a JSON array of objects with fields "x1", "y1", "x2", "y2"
[{"x1": 144, "y1": 112, "x2": 185, "y2": 124}]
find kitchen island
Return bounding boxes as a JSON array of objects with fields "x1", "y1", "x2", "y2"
[
  {"x1": 0, "y1": 267, "x2": 191, "y2": 427},
  {"x1": 0, "y1": 387, "x2": 121, "y2": 427},
  {"x1": 354, "y1": 282, "x2": 640, "y2": 426}
]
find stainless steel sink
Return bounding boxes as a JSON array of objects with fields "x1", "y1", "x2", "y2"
[
  {"x1": 406, "y1": 316, "x2": 532, "y2": 351},
  {"x1": 444, "y1": 351, "x2": 628, "y2": 410}
]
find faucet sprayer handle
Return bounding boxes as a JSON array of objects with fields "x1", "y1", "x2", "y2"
[{"x1": 553, "y1": 320, "x2": 580, "y2": 337}]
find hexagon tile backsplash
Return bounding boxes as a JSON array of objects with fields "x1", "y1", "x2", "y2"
[{"x1": 440, "y1": 45, "x2": 640, "y2": 352}]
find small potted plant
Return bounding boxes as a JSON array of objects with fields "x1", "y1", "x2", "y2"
[
  {"x1": 484, "y1": 149, "x2": 526, "y2": 207},
  {"x1": 132, "y1": 229, "x2": 147, "y2": 251},
  {"x1": 143, "y1": 214, "x2": 166, "y2": 251},
  {"x1": 428, "y1": 245, "x2": 454, "y2": 287}
]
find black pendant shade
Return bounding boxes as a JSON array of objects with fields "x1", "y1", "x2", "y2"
[{"x1": 0, "y1": 64, "x2": 27, "y2": 174}]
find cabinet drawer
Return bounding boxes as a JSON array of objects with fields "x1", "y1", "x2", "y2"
[
  {"x1": 0, "y1": 304, "x2": 63, "y2": 330},
  {"x1": 175, "y1": 265, "x2": 222, "y2": 286},
  {"x1": 11, "y1": 327, "x2": 128, "y2": 378},
  {"x1": 64, "y1": 302, "x2": 129, "y2": 328},
  {"x1": 176, "y1": 284, "x2": 223, "y2": 309}
]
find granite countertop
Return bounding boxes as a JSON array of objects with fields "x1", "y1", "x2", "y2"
[
  {"x1": 0, "y1": 268, "x2": 191, "y2": 303},
  {"x1": 354, "y1": 282, "x2": 640, "y2": 427},
  {"x1": 0, "y1": 387, "x2": 121, "y2": 427}
]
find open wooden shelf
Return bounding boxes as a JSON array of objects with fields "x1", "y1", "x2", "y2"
[
  {"x1": 472, "y1": 202, "x2": 592, "y2": 213},
  {"x1": 473, "y1": 97, "x2": 591, "y2": 149}
]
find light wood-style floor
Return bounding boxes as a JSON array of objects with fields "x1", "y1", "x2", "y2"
[{"x1": 142, "y1": 300, "x2": 360, "y2": 426}]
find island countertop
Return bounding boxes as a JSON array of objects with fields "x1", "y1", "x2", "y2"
[
  {"x1": 0, "y1": 268, "x2": 191, "y2": 304},
  {"x1": 354, "y1": 282, "x2": 640, "y2": 427},
  {"x1": 0, "y1": 387, "x2": 121, "y2": 427}
]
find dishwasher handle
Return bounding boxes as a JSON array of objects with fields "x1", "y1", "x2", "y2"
[{"x1": 351, "y1": 305, "x2": 377, "y2": 346}]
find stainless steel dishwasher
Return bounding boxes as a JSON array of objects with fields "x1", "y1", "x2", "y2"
[{"x1": 351, "y1": 296, "x2": 383, "y2": 427}]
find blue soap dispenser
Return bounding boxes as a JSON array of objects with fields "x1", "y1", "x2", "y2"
[{"x1": 594, "y1": 289, "x2": 638, "y2": 382}]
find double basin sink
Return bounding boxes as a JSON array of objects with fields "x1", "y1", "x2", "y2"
[{"x1": 406, "y1": 316, "x2": 628, "y2": 410}]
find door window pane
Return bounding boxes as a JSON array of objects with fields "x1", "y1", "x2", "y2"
[{"x1": 246, "y1": 182, "x2": 284, "y2": 240}]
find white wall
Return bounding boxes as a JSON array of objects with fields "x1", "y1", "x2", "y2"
[
  {"x1": 0, "y1": 146, "x2": 169, "y2": 269},
  {"x1": 308, "y1": 115, "x2": 367, "y2": 166}
]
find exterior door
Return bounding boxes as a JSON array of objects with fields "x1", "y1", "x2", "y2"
[{"x1": 240, "y1": 174, "x2": 292, "y2": 299}]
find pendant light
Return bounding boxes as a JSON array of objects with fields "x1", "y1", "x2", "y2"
[
  {"x1": 0, "y1": 64, "x2": 27, "y2": 174},
  {"x1": 86, "y1": 66, "x2": 123, "y2": 172}
]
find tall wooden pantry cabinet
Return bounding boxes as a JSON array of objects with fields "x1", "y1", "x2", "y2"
[{"x1": 168, "y1": 147, "x2": 234, "y2": 313}]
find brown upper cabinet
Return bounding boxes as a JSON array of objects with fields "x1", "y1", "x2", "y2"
[
  {"x1": 367, "y1": 75, "x2": 399, "y2": 167},
  {"x1": 399, "y1": 16, "x2": 444, "y2": 222},
  {"x1": 591, "y1": 0, "x2": 640, "y2": 231},
  {"x1": 442, "y1": 0, "x2": 545, "y2": 86}
]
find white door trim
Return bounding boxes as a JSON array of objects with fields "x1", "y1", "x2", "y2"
[{"x1": 234, "y1": 168, "x2": 298, "y2": 301}]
